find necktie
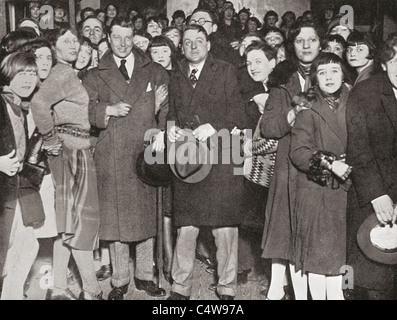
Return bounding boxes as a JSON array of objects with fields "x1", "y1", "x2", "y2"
[
  {"x1": 119, "y1": 59, "x2": 129, "y2": 81},
  {"x1": 190, "y1": 68, "x2": 198, "y2": 87}
]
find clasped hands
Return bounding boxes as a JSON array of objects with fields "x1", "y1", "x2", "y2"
[{"x1": 168, "y1": 124, "x2": 216, "y2": 143}]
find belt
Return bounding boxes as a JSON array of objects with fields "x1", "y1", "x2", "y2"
[{"x1": 55, "y1": 125, "x2": 90, "y2": 139}]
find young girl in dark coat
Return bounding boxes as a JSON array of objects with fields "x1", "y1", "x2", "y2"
[{"x1": 289, "y1": 52, "x2": 353, "y2": 299}]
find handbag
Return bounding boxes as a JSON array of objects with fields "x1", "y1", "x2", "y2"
[
  {"x1": 19, "y1": 127, "x2": 49, "y2": 189},
  {"x1": 243, "y1": 116, "x2": 278, "y2": 188}
]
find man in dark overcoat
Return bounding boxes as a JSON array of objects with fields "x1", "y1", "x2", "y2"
[
  {"x1": 83, "y1": 17, "x2": 168, "y2": 300},
  {"x1": 166, "y1": 25, "x2": 247, "y2": 300},
  {"x1": 345, "y1": 33, "x2": 397, "y2": 299}
]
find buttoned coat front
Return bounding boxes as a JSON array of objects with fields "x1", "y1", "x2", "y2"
[
  {"x1": 167, "y1": 54, "x2": 247, "y2": 227},
  {"x1": 345, "y1": 73, "x2": 397, "y2": 291},
  {"x1": 83, "y1": 48, "x2": 169, "y2": 242}
]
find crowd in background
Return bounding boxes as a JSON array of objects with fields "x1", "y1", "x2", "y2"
[{"x1": 0, "y1": 0, "x2": 397, "y2": 301}]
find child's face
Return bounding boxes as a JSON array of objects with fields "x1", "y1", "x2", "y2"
[
  {"x1": 75, "y1": 44, "x2": 93, "y2": 70},
  {"x1": 55, "y1": 8, "x2": 65, "y2": 19},
  {"x1": 317, "y1": 63, "x2": 343, "y2": 95},
  {"x1": 34, "y1": 46, "x2": 52, "y2": 80},
  {"x1": 346, "y1": 44, "x2": 371, "y2": 70},
  {"x1": 150, "y1": 45, "x2": 172, "y2": 70},
  {"x1": 246, "y1": 49, "x2": 276, "y2": 83},
  {"x1": 9, "y1": 69, "x2": 38, "y2": 98},
  {"x1": 134, "y1": 18, "x2": 144, "y2": 30},
  {"x1": 248, "y1": 20, "x2": 258, "y2": 32},
  {"x1": 323, "y1": 41, "x2": 345, "y2": 59},
  {"x1": 174, "y1": 17, "x2": 185, "y2": 27}
]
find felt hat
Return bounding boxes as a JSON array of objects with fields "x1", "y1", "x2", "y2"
[
  {"x1": 136, "y1": 149, "x2": 172, "y2": 187},
  {"x1": 357, "y1": 214, "x2": 397, "y2": 265},
  {"x1": 169, "y1": 129, "x2": 213, "y2": 184}
]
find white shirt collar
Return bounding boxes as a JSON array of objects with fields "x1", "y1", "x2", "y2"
[
  {"x1": 393, "y1": 87, "x2": 397, "y2": 100},
  {"x1": 113, "y1": 52, "x2": 134, "y2": 79},
  {"x1": 188, "y1": 59, "x2": 206, "y2": 80}
]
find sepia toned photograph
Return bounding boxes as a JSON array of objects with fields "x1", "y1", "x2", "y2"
[{"x1": 0, "y1": 0, "x2": 396, "y2": 304}]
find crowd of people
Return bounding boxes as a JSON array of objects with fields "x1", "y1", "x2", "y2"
[{"x1": 0, "y1": 0, "x2": 397, "y2": 300}]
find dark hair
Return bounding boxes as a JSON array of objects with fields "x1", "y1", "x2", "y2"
[
  {"x1": 245, "y1": 41, "x2": 277, "y2": 61},
  {"x1": 81, "y1": 16, "x2": 105, "y2": 34},
  {"x1": 191, "y1": 8, "x2": 215, "y2": 23},
  {"x1": 310, "y1": 52, "x2": 350, "y2": 85},
  {"x1": 17, "y1": 37, "x2": 56, "y2": 67},
  {"x1": 134, "y1": 30, "x2": 152, "y2": 40},
  {"x1": 323, "y1": 34, "x2": 346, "y2": 49},
  {"x1": 108, "y1": 17, "x2": 133, "y2": 35},
  {"x1": 248, "y1": 16, "x2": 262, "y2": 29},
  {"x1": 105, "y1": 3, "x2": 119, "y2": 16},
  {"x1": 44, "y1": 24, "x2": 78, "y2": 48},
  {"x1": 148, "y1": 35, "x2": 176, "y2": 57},
  {"x1": 380, "y1": 32, "x2": 397, "y2": 65},
  {"x1": 1, "y1": 51, "x2": 38, "y2": 86},
  {"x1": 127, "y1": 6, "x2": 140, "y2": 17},
  {"x1": 172, "y1": 10, "x2": 186, "y2": 21},
  {"x1": 158, "y1": 13, "x2": 169, "y2": 25},
  {"x1": 346, "y1": 31, "x2": 377, "y2": 60},
  {"x1": 80, "y1": 7, "x2": 95, "y2": 22},
  {"x1": 95, "y1": 8, "x2": 105, "y2": 16},
  {"x1": 287, "y1": 20, "x2": 324, "y2": 60},
  {"x1": 0, "y1": 29, "x2": 38, "y2": 63},
  {"x1": 282, "y1": 11, "x2": 296, "y2": 21},
  {"x1": 265, "y1": 10, "x2": 278, "y2": 20},
  {"x1": 147, "y1": 16, "x2": 162, "y2": 27},
  {"x1": 263, "y1": 27, "x2": 286, "y2": 41},
  {"x1": 183, "y1": 24, "x2": 209, "y2": 41}
]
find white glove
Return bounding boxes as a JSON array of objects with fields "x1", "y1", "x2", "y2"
[{"x1": 371, "y1": 195, "x2": 394, "y2": 225}]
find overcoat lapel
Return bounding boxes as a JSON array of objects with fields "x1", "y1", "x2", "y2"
[
  {"x1": 311, "y1": 86, "x2": 349, "y2": 148},
  {"x1": 97, "y1": 50, "x2": 129, "y2": 100},
  {"x1": 188, "y1": 54, "x2": 218, "y2": 116},
  {"x1": 380, "y1": 74, "x2": 397, "y2": 131},
  {"x1": 124, "y1": 49, "x2": 152, "y2": 106}
]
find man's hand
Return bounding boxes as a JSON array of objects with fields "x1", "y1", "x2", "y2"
[
  {"x1": 106, "y1": 102, "x2": 132, "y2": 117},
  {"x1": 252, "y1": 93, "x2": 269, "y2": 115},
  {"x1": 168, "y1": 125, "x2": 183, "y2": 142},
  {"x1": 192, "y1": 123, "x2": 216, "y2": 142},
  {"x1": 151, "y1": 131, "x2": 165, "y2": 152},
  {"x1": 331, "y1": 160, "x2": 352, "y2": 181},
  {"x1": 372, "y1": 195, "x2": 394, "y2": 225},
  {"x1": 0, "y1": 150, "x2": 20, "y2": 176}
]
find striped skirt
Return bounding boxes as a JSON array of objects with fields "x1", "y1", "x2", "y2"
[{"x1": 48, "y1": 145, "x2": 99, "y2": 250}]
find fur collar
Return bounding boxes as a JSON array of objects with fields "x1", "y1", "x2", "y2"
[{"x1": 268, "y1": 59, "x2": 298, "y2": 88}]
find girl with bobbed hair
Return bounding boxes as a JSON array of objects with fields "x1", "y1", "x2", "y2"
[
  {"x1": 30, "y1": 25, "x2": 102, "y2": 300},
  {"x1": 290, "y1": 52, "x2": 353, "y2": 299},
  {"x1": 346, "y1": 31, "x2": 378, "y2": 86},
  {"x1": 0, "y1": 51, "x2": 41, "y2": 300},
  {"x1": 246, "y1": 17, "x2": 262, "y2": 35}
]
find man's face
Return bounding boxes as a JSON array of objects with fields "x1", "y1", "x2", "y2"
[
  {"x1": 189, "y1": 11, "x2": 214, "y2": 36},
  {"x1": 108, "y1": 25, "x2": 133, "y2": 58},
  {"x1": 182, "y1": 29, "x2": 210, "y2": 64},
  {"x1": 82, "y1": 18, "x2": 104, "y2": 45},
  {"x1": 382, "y1": 47, "x2": 397, "y2": 90}
]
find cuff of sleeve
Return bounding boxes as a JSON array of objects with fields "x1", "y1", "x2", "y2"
[
  {"x1": 95, "y1": 103, "x2": 110, "y2": 129},
  {"x1": 371, "y1": 194, "x2": 390, "y2": 205}
]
